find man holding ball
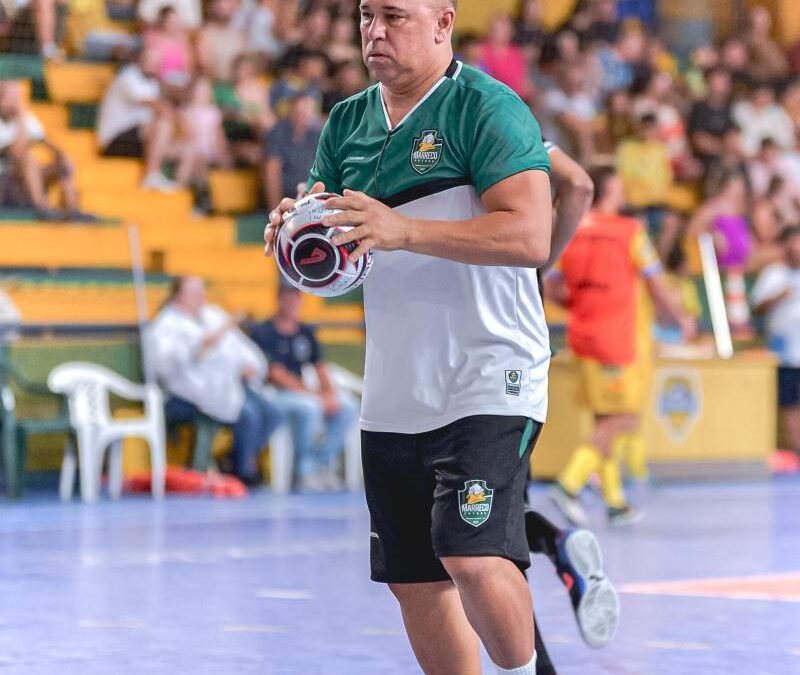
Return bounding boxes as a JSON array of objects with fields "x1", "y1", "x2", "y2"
[{"x1": 264, "y1": 1, "x2": 553, "y2": 673}]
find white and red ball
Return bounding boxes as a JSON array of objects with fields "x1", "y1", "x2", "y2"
[{"x1": 273, "y1": 192, "x2": 372, "y2": 297}]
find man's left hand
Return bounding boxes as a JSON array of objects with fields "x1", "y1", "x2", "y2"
[{"x1": 323, "y1": 190, "x2": 413, "y2": 261}]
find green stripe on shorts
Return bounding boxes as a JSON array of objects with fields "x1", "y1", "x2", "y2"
[{"x1": 519, "y1": 418, "x2": 534, "y2": 458}]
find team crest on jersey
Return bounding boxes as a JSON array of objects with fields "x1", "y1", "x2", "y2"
[
  {"x1": 505, "y1": 370, "x2": 522, "y2": 396},
  {"x1": 458, "y1": 480, "x2": 494, "y2": 527},
  {"x1": 410, "y1": 130, "x2": 443, "y2": 174}
]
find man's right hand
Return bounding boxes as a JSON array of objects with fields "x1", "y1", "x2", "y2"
[{"x1": 264, "y1": 181, "x2": 326, "y2": 256}]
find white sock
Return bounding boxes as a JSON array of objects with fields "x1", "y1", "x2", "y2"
[{"x1": 494, "y1": 652, "x2": 536, "y2": 675}]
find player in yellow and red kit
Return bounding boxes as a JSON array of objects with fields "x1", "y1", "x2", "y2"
[{"x1": 545, "y1": 167, "x2": 695, "y2": 527}]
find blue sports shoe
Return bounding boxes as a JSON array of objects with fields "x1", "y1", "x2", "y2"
[{"x1": 555, "y1": 529, "x2": 620, "y2": 648}]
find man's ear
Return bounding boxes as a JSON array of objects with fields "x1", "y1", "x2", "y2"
[{"x1": 434, "y1": 7, "x2": 456, "y2": 45}]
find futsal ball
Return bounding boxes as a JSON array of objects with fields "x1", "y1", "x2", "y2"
[{"x1": 273, "y1": 192, "x2": 373, "y2": 297}]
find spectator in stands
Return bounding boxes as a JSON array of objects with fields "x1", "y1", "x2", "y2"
[
  {"x1": 570, "y1": 0, "x2": 620, "y2": 45},
  {"x1": 321, "y1": 60, "x2": 366, "y2": 115},
  {"x1": 218, "y1": 54, "x2": 276, "y2": 166},
  {"x1": 733, "y1": 83, "x2": 795, "y2": 156},
  {"x1": 686, "y1": 172, "x2": 753, "y2": 336},
  {"x1": 456, "y1": 33, "x2": 487, "y2": 73},
  {"x1": 325, "y1": 15, "x2": 360, "y2": 66},
  {"x1": 98, "y1": 50, "x2": 180, "y2": 191},
  {"x1": 250, "y1": 283, "x2": 358, "y2": 492},
  {"x1": 0, "y1": 81, "x2": 83, "y2": 219},
  {"x1": 270, "y1": 50, "x2": 327, "y2": 118},
  {"x1": 149, "y1": 276, "x2": 285, "y2": 485},
  {"x1": 751, "y1": 176, "x2": 788, "y2": 270},
  {"x1": 597, "y1": 88, "x2": 633, "y2": 156},
  {"x1": 196, "y1": 0, "x2": 246, "y2": 83},
  {"x1": 67, "y1": 0, "x2": 141, "y2": 61},
  {"x1": 143, "y1": 6, "x2": 193, "y2": 87},
  {"x1": 688, "y1": 67, "x2": 734, "y2": 168},
  {"x1": 595, "y1": 27, "x2": 647, "y2": 97},
  {"x1": 539, "y1": 61, "x2": 598, "y2": 165},
  {"x1": 633, "y1": 71, "x2": 701, "y2": 181},
  {"x1": 3, "y1": 0, "x2": 68, "y2": 58},
  {"x1": 705, "y1": 125, "x2": 748, "y2": 198},
  {"x1": 514, "y1": 0, "x2": 545, "y2": 50},
  {"x1": 752, "y1": 226, "x2": 800, "y2": 460},
  {"x1": 720, "y1": 39, "x2": 752, "y2": 96},
  {"x1": 654, "y1": 241, "x2": 702, "y2": 346},
  {"x1": 263, "y1": 90, "x2": 321, "y2": 207},
  {"x1": 616, "y1": 113, "x2": 673, "y2": 232},
  {"x1": 176, "y1": 77, "x2": 231, "y2": 212},
  {"x1": 745, "y1": 5, "x2": 788, "y2": 86},
  {"x1": 138, "y1": 0, "x2": 202, "y2": 30},
  {"x1": 233, "y1": 0, "x2": 284, "y2": 62},
  {"x1": 481, "y1": 14, "x2": 530, "y2": 100}
]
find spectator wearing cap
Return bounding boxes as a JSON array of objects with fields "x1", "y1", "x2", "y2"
[
  {"x1": 263, "y1": 90, "x2": 322, "y2": 208},
  {"x1": 249, "y1": 284, "x2": 359, "y2": 492},
  {"x1": 752, "y1": 227, "x2": 800, "y2": 461}
]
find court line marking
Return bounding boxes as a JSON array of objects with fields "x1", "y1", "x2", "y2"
[
  {"x1": 255, "y1": 589, "x2": 314, "y2": 600},
  {"x1": 646, "y1": 641, "x2": 713, "y2": 652},
  {"x1": 78, "y1": 619, "x2": 145, "y2": 630},
  {"x1": 221, "y1": 624, "x2": 289, "y2": 634},
  {"x1": 620, "y1": 571, "x2": 800, "y2": 603}
]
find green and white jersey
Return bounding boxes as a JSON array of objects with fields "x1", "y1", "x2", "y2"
[{"x1": 309, "y1": 60, "x2": 551, "y2": 433}]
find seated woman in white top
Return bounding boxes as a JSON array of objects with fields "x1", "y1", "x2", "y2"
[{"x1": 147, "y1": 276, "x2": 285, "y2": 484}]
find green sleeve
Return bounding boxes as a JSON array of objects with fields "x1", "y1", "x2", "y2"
[
  {"x1": 469, "y1": 93, "x2": 550, "y2": 196},
  {"x1": 307, "y1": 108, "x2": 342, "y2": 195}
]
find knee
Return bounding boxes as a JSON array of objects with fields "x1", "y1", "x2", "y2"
[{"x1": 440, "y1": 556, "x2": 502, "y2": 589}]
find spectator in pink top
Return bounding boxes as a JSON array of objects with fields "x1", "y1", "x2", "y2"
[
  {"x1": 143, "y1": 6, "x2": 192, "y2": 87},
  {"x1": 481, "y1": 14, "x2": 530, "y2": 100}
]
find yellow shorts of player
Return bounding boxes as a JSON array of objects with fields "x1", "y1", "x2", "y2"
[{"x1": 575, "y1": 357, "x2": 652, "y2": 415}]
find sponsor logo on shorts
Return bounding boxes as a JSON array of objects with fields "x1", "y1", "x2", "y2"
[
  {"x1": 458, "y1": 480, "x2": 494, "y2": 527},
  {"x1": 505, "y1": 370, "x2": 522, "y2": 396},
  {"x1": 410, "y1": 130, "x2": 443, "y2": 174}
]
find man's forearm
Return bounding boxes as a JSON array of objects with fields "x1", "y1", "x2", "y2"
[
  {"x1": 545, "y1": 185, "x2": 594, "y2": 271},
  {"x1": 405, "y1": 211, "x2": 552, "y2": 268}
]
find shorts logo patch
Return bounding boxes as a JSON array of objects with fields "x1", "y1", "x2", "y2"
[
  {"x1": 505, "y1": 370, "x2": 522, "y2": 396},
  {"x1": 410, "y1": 130, "x2": 443, "y2": 174},
  {"x1": 458, "y1": 480, "x2": 494, "y2": 527}
]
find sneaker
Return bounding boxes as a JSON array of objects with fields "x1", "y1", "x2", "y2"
[
  {"x1": 556, "y1": 529, "x2": 620, "y2": 648},
  {"x1": 607, "y1": 505, "x2": 644, "y2": 527},
  {"x1": 548, "y1": 484, "x2": 589, "y2": 527},
  {"x1": 142, "y1": 172, "x2": 178, "y2": 193}
]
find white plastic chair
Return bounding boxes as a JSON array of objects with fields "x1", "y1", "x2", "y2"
[
  {"x1": 268, "y1": 363, "x2": 363, "y2": 494},
  {"x1": 47, "y1": 362, "x2": 166, "y2": 503}
]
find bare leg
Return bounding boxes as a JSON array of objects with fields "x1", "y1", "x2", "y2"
[
  {"x1": 10, "y1": 144, "x2": 47, "y2": 210},
  {"x1": 389, "y1": 581, "x2": 481, "y2": 675},
  {"x1": 143, "y1": 109, "x2": 174, "y2": 176},
  {"x1": 32, "y1": 0, "x2": 56, "y2": 52},
  {"x1": 781, "y1": 406, "x2": 800, "y2": 454},
  {"x1": 593, "y1": 413, "x2": 639, "y2": 457},
  {"x1": 441, "y1": 556, "x2": 534, "y2": 669}
]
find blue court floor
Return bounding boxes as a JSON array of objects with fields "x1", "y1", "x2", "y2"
[{"x1": 1, "y1": 478, "x2": 799, "y2": 675}]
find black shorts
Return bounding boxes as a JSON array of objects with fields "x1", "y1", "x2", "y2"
[
  {"x1": 362, "y1": 415, "x2": 542, "y2": 584},
  {"x1": 102, "y1": 127, "x2": 144, "y2": 158},
  {"x1": 779, "y1": 367, "x2": 800, "y2": 407}
]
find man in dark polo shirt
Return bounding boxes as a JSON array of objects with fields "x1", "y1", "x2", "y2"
[
  {"x1": 263, "y1": 90, "x2": 322, "y2": 207},
  {"x1": 249, "y1": 284, "x2": 358, "y2": 492},
  {"x1": 688, "y1": 66, "x2": 734, "y2": 167}
]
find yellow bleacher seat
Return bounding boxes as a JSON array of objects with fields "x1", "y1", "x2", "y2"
[
  {"x1": 0, "y1": 224, "x2": 131, "y2": 268},
  {"x1": 44, "y1": 61, "x2": 116, "y2": 104},
  {"x1": 27, "y1": 103, "x2": 69, "y2": 132},
  {"x1": 208, "y1": 169, "x2": 260, "y2": 214}
]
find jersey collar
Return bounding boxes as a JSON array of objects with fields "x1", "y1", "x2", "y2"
[{"x1": 378, "y1": 59, "x2": 462, "y2": 133}]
